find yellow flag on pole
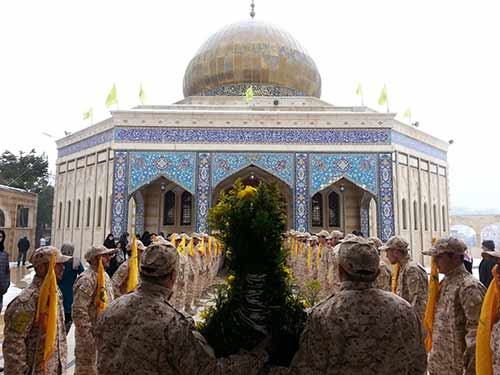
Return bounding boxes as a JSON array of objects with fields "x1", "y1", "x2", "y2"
[
  {"x1": 139, "y1": 84, "x2": 146, "y2": 105},
  {"x1": 356, "y1": 82, "x2": 363, "y2": 97},
  {"x1": 391, "y1": 263, "x2": 400, "y2": 293},
  {"x1": 424, "y1": 256, "x2": 439, "y2": 352},
  {"x1": 83, "y1": 108, "x2": 93, "y2": 121},
  {"x1": 378, "y1": 85, "x2": 388, "y2": 106},
  {"x1": 245, "y1": 86, "x2": 254, "y2": 103},
  {"x1": 207, "y1": 236, "x2": 212, "y2": 257},
  {"x1": 35, "y1": 254, "x2": 58, "y2": 371},
  {"x1": 403, "y1": 107, "x2": 412, "y2": 119},
  {"x1": 188, "y1": 238, "x2": 195, "y2": 257},
  {"x1": 316, "y1": 243, "x2": 323, "y2": 269},
  {"x1": 126, "y1": 236, "x2": 139, "y2": 293},
  {"x1": 96, "y1": 258, "x2": 108, "y2": 315},
  {"x1": 177, "y1": 234, "x2": 186, "y2": 255},
  {"x1": 307, "y1": 245, "x2": 313, "y2": 271},
  {"x1": 105, "y1": 84, "x2": 118, "y2": 108},
  {"x1": 199, "y1": 236, "x2": 206, "y2": 256},
  {"x1": 476, "y1": 264, "x2": 500, "y2": 375}
]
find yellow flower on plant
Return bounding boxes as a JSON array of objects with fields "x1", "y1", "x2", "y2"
[{"x1": 237, "y1": 186, "x2": 257, "y2": 200}]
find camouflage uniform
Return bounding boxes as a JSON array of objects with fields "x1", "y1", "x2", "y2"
[
  {"x1": 374, "y1": 262, "x2": 392, "y2": 291},
  {"x1": 95, "y1": 242, "x2": 268, "y2": 375},
  {"x1": 492, "y1": 318, "x2": 500, "y2": 375},
  {"x1": 3, "y1": 246, "x2": 71, "y2": 375},
  {"x1": 111, "y1": 260, "x2": 129, "y2": 298},
  {"x1": 382, "y1": 236, "x2": 428, "y2": 321},
  {"x1": 73, "y1": 246, "x2": 115, "y2": 375},
  {"x1": 272, "y1": 236, "x2": 426, "y2": 375},
  {"x1": 423, "y1": 237, "x2": 486, "y2": 375}
]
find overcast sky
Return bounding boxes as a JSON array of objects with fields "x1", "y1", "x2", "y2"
[{"x1": 1, "y1": 0, "x2": 499, "y2": 211}]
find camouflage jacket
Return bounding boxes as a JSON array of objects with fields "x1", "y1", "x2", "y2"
[
  {"x1": 95, "y1": 280, "x2": 268, "y2": 375},
  {"x1": 374, "y1": 262, "x2": 392, "y2": 291},
  {"x1": 395, "y1": 256, "x2": 429, "y2": 321},
  {"x1": 271, "y1": 280, "x2": 426, "y2": 375},
  {"x1": 72, "y1": 267, "x2": 114, "y2": 375},
  {"x1": 3, "y1": 276, "x2": 67, "y2": 375},
  {"x1": 111, "y1": 260, "x2": 130, "y2": 298},
  {"x1": 428, "y1": 264, "x2": 485, "y2": 375}
]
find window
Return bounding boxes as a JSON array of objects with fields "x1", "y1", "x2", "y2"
[
  {"x1": 66, "y1": 201, "x2": 71, "y2": 228},
  {"x1": 442, "y1": 205, "x2": 447, "y2": 232},
  {"x1": 58, "y1": 202, "x2": 62, "y2": 229},
  {"x1": 86, "y1": 198, "x2": 91, "y2": 227},
  {"x1": 433, "y1": 204, "x2": 438, "y2": 231},
  {"x1": 413, "y1": 201, "x2": 418, "y2": 230},
  {"x1": 402, "y1": 199, "x2": 407, "y2": 230},
  {"x1": 424, "y1": 203, "x2": 428, "y2": 231},
  {"x1": 163, "y1": 191, "x2": 175, "y2": 226},
  {"x1": 311, "y1": 193, "x2": 323, "y2": 227},
  {"x1": 76, "y1": 199, "x2": 81, "y2": 228},
  {"x1": 16, "y1": 206, "x2": 29, "y2": 228},
  {"x1": 328, "y1": 191, "x2": 340, "y2": 227},
  {"x1": 180, "y1": 192, "x2": 192, "y2": 226},
  {"x1": 97, "y1": 197, "x2": 103, "y2": 227},
  {"x1": 0, "y1": 209, "x2": 5, "y2": 227}
]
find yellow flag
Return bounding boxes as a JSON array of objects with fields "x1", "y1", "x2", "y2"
[
  {"x1": 126, "y1": 236, "x2": 139, "y2": 293},
  {"x1": 105, "y1": 83, "x2": 118, "y2": 108},
  {"x1": 290, "y1": 238, "x2": 296, "y2": 257},
  {"x1": 35, "y1": 254, "x2": 58, "y2": 370},
  {"x1": 188, "y1": 238, "x2": 195, "y2": 257},
  {"x1": 177, "y1": 234, "x2": 186, "y2": 255},
  {"x1": 207, "y1": 236, "x2": 212, "y2": 257},
  {"x1": 139, "y1": 84, "x2": 146, "y2": 105},
  {"x1": 424, "y1": 256, "x2": 439, "y2": 352},
  {"x1": 199, "y1": 236, "x2": 206, "y2": 256},
  {"x1": 476, "y1": 265, "x2": 500, "y2": 375},
  {"x1": 356, "y1": 82, "x2": 363, "y2": 96},
  {"x1": 307, "y1": 245, "x2": 313, "y2": 271},
  {"x1": 378, "y1": 84, "x2": 388, "y2": 106},
  {"x1": 82, "y1": 108, "x2": 93, "y2": 121},
  {"x1": 245, "y1": 86, "x2": 254, "y2": 103},
  {"x1": 391, "y1": 263, "x2": 400, "y2": 293},
  {"x1": 403, "y1": 107, "x2": 412, "y2": 119},
  {"x1": 96, "y1": 257, "x2": 108, "y2": 315},
  {"x1": 316, "y1": 243, "x2": 323, "y2": 268}
]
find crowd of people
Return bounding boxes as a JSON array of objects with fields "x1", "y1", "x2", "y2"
[{"x1": 2, "y1": 227, "x2": 500, "y2": 374}]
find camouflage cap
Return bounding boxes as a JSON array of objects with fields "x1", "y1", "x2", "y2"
[
  {"x1": 338, "y1": 236, "x2": 379, "y2": 281},
  {"x1": 29, "y1": 246, "x2": 72, "y2": 267},
  {"x1": 84, "y1": 245, "x2": 118, "y2": 262},
  {"x1": 316, "y1": 230, "x2": 330, "y2": 238},
  {"x1": 329, "y1": 230, "x2": 344, "y2": 240},
  {"x1": 127, "y1": 240, "x2": 146, "y2": 251},
  {"x1": 368, "y1": 237, "x2": 384, "y2": 250},
  {"x1": 191, "y1": 232, "x2": 201, "y2": 240},
  {"x1": 423, "y1": 236, "x2": 467, "y2": 256},
  {"x1": 140, "y1": 242, "x2": 178, "y2": 278},
  {"x1": 309, "y1": 235, "x2": 319, "y2": 242},
  {"x1": 379, "y1": 236, "x2": 409, "y2": 252}
]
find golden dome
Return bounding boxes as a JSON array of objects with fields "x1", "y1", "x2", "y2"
[{"x1": 183, "y1": 20, "x2": 322, "y2": 98}]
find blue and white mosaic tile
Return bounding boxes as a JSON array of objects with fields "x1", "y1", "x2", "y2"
[
  {"x1": 295, "y1": 153, "x2": 308, "y2": 232},
  {"x1": 196, "y1": 153, "x2": 211, "y2": 233},
  {"x1": 134, "y1": 190, "x2": 144, "y2": 235},
  {"x1": 115, "y1": 127, "x2": 390, "y2": 146},
  {"x1": 212, "y1": 153, "x2": 294, "y2": 188},
  {"x1": 392, "y1": 131, "x2": 447, "y2": 161},
  {"x1": 58, "y1": 129, "x2": 113, "y2": 158},
  {"x1": 111, "y1": 152, "x2": 129, "y2": 238},
  {"x1": 378, "y1": 153, "x2": 395, "y2": 241},
  {"x1": 309, "y1": 154, "x2": 378, "y2": 196},
  {"x1": 129, "y1": 152, "x2": 196, "y2": 194}
]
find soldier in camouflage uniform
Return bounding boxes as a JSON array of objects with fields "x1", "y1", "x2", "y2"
[
  {"x1": 423, "y1": 237, "x2": 486, "y2": 375},
  {"x1": 315, "y1": 230, "x2": 330, "y2": 291},
  {"x1": 111, "y1": 239, "x2": 146, "y2": 298},
  {"x1": 271, "y1": 236, "x2": 427, "y2": 374},
  {"x1": 369, "y1": 237, "x2": 392, "y2": 291},
  {"x1": 72, "y1": 245, "x2": 116, "y2": 375},
  {"x1": 3, "y1": 246, "x2": 71, "y2": 375},
  {"x1": 326, "y1": 231, "x2": 346, "y2": 293},
  {"x1": 171, "y1": 233, "x2": 188, "y2": 309},
  {"x1": 382, "y1": 236, "x2": 428, "y2": 320},
  {"x1": 95, "y1": 242, "x2": 268, "y2": 375}
]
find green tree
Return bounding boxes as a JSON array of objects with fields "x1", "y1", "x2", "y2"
[{"x1": 0, "y1": 149, "x2": 53, "y2": 241}]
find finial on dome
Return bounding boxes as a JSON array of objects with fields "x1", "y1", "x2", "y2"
[{"x1": 250, "y1": 0, "x2": 256, "y2": 18}]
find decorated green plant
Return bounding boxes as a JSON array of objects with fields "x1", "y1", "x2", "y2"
[{"x1": 198, "y1": 180, "x2": 306, "y2": 365}]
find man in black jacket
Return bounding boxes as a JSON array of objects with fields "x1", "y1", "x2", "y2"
[
  {"x1": 479, "y1": 240, "x2": 496, "y2": 287},
  {"x1": 16, "y1": 236, "x2": 30, "y2": 267}
]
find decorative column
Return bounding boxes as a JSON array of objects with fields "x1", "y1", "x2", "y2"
[
  {"x1": 134, "y1": 190, "x2": 144, "y2": 235},
  {"x1": 360, "y1": 207, "x2": 370, "y2": 237},
  {"x1": 294, "y1": 153, "x2": 309, "y2": 232},
  {"x1": 378, "y1": 153, "x2": 395, "y2": 241},
  {"x1": 196, "y1": 153, "x2": 211, "y2": 233},
  {"x1": 111, "y1": 152, "x2": 129, "y2": 238}
]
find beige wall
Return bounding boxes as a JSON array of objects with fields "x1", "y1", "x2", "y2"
[
  {"x1": 52, "y1": 150, "x2": 114, "y2": 259},
  {"x1": 0, "y1": 187, "x2": 38, "y2": 259},
  {"x1": 393, "y1": 151, "x2": 449, "y2": 264}
]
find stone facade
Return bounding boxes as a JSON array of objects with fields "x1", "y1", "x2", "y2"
[{"x1": 0, "y1": 185, "x2": 38, "y2": 259}]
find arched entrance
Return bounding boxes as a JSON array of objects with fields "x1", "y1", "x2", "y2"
[
  {"x1": 212, "y1": 165, "x2": 293, "y2": 230},
  {"x1": 129, "y1": 177, "x2": 195, "y2": 235},
  {"x1": 310, "y1": 177, "x2": 377, "y2": 237}
]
